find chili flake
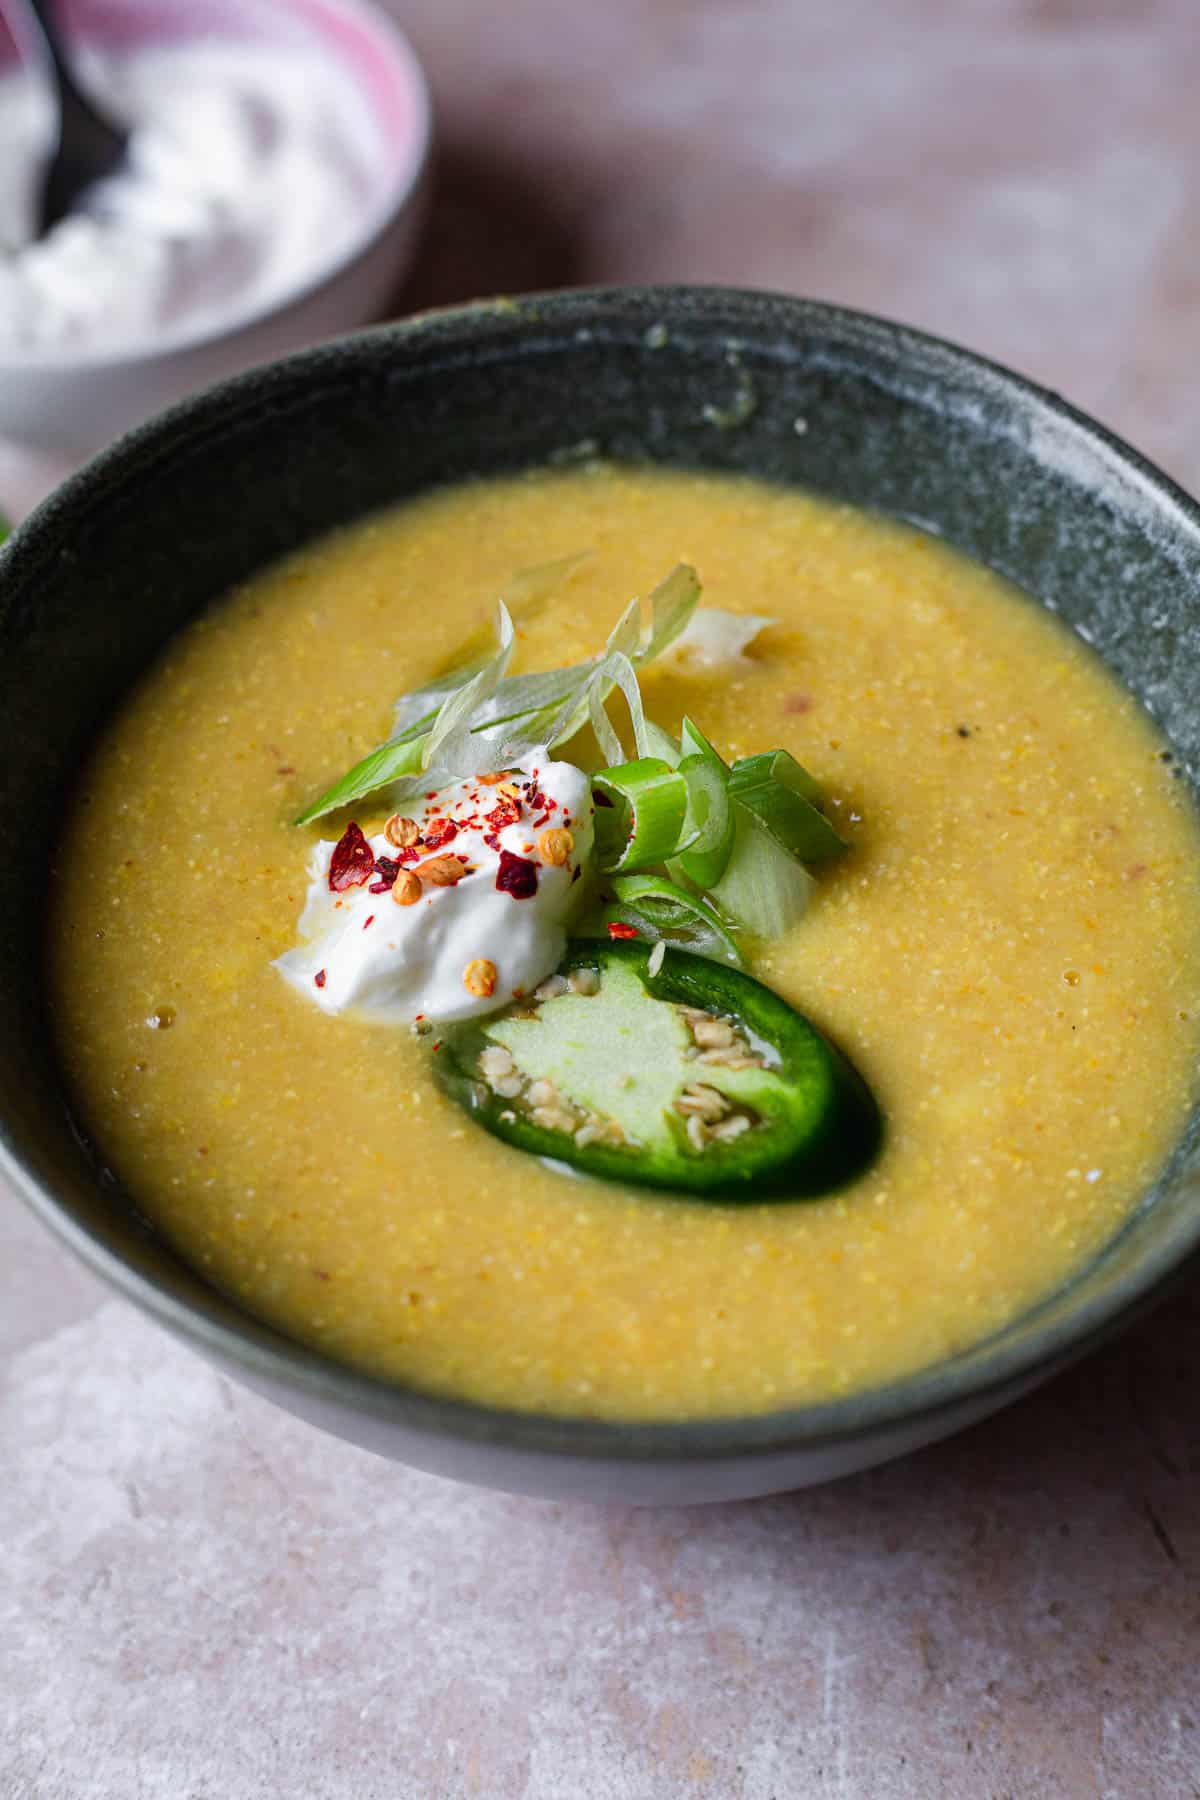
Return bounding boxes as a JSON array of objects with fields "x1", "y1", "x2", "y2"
[
  {"x1": 314, "y1": 969, "x2": 327, "y2": 988},
  {"x1": 496, "y1": 849, "x2": 539, "y2": 899},
  {"x1": 423, "y1": 817, "x2": 458, "y2": 849},
  {"x1": 368, "y1": 855, "x2": 401, "y2": 894},
  {"x1": 607, "y1": 921, "x2": 640, "y2": 940},
  {"x1": 328, "y1": 822, "x2": 375, "y2": 892}
]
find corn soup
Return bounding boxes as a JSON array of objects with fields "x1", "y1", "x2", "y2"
[{"x1": 49, "y1": 466, "x2": 1200, "y2": 1419}]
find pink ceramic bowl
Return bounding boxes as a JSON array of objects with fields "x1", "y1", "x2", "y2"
[{"x1": 0, "y1": 0, "x2": 431, "y2": 453}]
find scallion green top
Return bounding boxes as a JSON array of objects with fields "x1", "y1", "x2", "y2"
[{"x1": 292, "y1": 562, "x2": 848, "y2": 954}]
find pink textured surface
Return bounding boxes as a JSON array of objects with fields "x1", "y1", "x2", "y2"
[{"x1": 4, "y1": 2, "x2": 1200, "y2": 1793}]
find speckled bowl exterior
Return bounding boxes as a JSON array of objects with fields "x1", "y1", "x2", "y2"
[{"x1": 2, "y1": 287, "x2": 1198, "y2": 1503}]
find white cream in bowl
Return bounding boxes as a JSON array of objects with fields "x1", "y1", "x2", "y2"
[{"x1": 0, "y1": 38, "x2": 394, "y2": 354}]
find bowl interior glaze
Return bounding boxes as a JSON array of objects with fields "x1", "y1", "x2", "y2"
[{"x1": 2, "y1": 288, "x2": 1199, "y2": 1502}]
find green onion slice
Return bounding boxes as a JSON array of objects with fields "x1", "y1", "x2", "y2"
[
  {"x1": 709, "y1": 807, "x2": 816, "y2": 938},
  {"x1": 292, "y1": 726, "x2": 430, "y2": 824},
  {"x1": 583, "y1": 874, "x2": 744, "y2": 966},
  {"x1": 641, "y1": 720, "x2": 682, "y2": 766},
  {"x1": 638, "y1": 563, "x2": 702, "y2": 661},
  {"x1": 294, "y1": 564, "x2": 704, "y2": 825},
  {"x1": 674, "y1": 718, "x2": 735, "y2": 889},
  {"x1": 727, "y1": 750, "x2": 847, "y2": 862},
  {"x1": 593, "y1": 758, "x2": 690, "y2": 873}
]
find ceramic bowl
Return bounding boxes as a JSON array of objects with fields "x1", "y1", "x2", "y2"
[
  {"x1": 2, "y1": 287, "x2": 1199, "y2": 1504},
  {"x1": 0, "y1": 0, "x2": 431, "y2": 455}
]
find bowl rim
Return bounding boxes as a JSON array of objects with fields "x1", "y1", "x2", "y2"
[
  {"x1": 5, "y1": 281, "x2": 1200, "y2": 1467},
  {"x1": 0, "y1": 0, "x2": 433, "y2": 374}
]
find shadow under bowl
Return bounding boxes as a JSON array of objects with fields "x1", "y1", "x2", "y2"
[{"x1": 2, "y1": 286, "x2": 1199, "y2": 1504}]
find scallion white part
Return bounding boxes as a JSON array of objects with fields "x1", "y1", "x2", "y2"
[
  {"x1": 294, "y1": 563, "x2": 703, "y2": 825},
  {"x1": 708, "y1": 808, "x2": 816, "y2": 938}
]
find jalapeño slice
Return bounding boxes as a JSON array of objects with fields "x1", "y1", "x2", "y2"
[{"x1": 435, "y1": 942, "x2": 881, "y2": 1200}]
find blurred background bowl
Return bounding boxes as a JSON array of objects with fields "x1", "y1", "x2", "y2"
[{"x1": 0, "y1": 0, "x2": 431, "y2": 454}]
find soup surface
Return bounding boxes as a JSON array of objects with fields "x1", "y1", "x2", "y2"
[{"x1": 50, "y1": 466, "x2": 1200, "y2": 1420}]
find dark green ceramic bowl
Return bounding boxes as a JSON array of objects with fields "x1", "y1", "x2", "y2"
[{"x1": 3, "y1": 287, "x2": 1199, "y2": 1503}]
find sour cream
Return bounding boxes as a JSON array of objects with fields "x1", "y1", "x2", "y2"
[
  {"x1": 276, "y1": 755, "x2": 595, "y2": 1025},
  {"x1": 0, "y1": 39, "x2": 389, "y2": 353}
]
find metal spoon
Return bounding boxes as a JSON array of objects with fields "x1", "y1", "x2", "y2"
[{"x1": 24, "y1": 0, "x2": 129, "y2": 235}]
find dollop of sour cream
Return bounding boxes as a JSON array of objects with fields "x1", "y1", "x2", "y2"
[
  {"x1": 0, "y1": 40, "x2": 390, "y2": 353},
  {"x1": 276, "y1": 754, "x2": 595, "y2": 1025}
]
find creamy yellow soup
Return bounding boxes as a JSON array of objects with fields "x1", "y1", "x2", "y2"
[{"x1": 49, "y1": 466, "x2": 1200, "y2": 1420}]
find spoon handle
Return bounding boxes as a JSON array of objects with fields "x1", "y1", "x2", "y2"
[
  {"x1": 20, "y1": 0, "x2": 129, "y2": 233},
  {"x1": 24, "y1": 0, "x2": 96, "y2": 110}
]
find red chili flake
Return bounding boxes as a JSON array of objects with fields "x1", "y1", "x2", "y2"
[
  {"x1": 532, "y1": 812, "x2": 551, "y2": 829},
  {"x1": 314, "y1": 969, "x2": 327, "y2": 988},
  {"x1": 496, "y1": 849, "x2": 539, "y2": 899},
  {"x1": 423, "y1": 817, "x2": 458, "y2": 849},
  {"x1": 486, "y1": 800, "x2": 521, "y2": 832},
  {"x1": 483, "y1": 832, "x2": 500, "y2": 850},
  {"x1": 526, "y1": 788, "x2": 546, "y2": 812},
  {"x1": 368, "y1": 855, "x2": 401, "y2": 894},
  {"x1": 328, "y1": 822, "x2": 375, "y2": 892},
  {"x1": 607, "y1": 921, "x2": 639, "y2": 940},
  {"x1": 363, "y1": 915, "x2": 375, "y2": 930},
  {"x1": 784, "y1": 693, "x2": 814, "y2": 715}
]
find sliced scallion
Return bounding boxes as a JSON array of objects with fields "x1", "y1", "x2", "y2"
[
  {"x1": 663, "y1": 607, "x2": 773, "y2": 670},
  {"x1": 641, "y1": 721, "x2": 682, "y2": 766},
  {"x1": 583, "y1": 873, "x2": 744, "y2": 966},
  {"x1": 728, "y1": 750, "x2": 847, "y2": 862},
  {"x1": 422, "y1": 602, "x2": 516, "y2": 771},
  {"x1": 638, "y1": 563, "x2": 702, "y2": 661},
  {"x1": 674, "y1": 718, "x2": 735, "y2": 889},
  {"x1": 592, "y1": 759, "x2": 690, "y2": 873},
  {"x1": 586, "y1": 649, "x2": 652, "y2": 765},
  {"x1": 292, "y1": 725, "x2": 431, "y2": 824},
  {"x1": 294, "y1": 566, "x2": 714, "y2": 824},
  {"x1": 709, "y1": 807, "x2": 816, "y2": 938}
]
